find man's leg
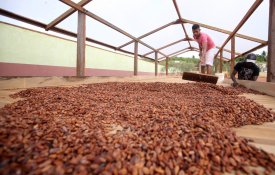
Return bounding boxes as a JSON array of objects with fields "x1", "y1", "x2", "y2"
[
  {"x1": 205, "y1": 49, "x2": 214, "y2": 75},
  {"x1": 206, "y1": 65, "x2": 212, "y2": 75},
  {"x1": 201, "y1": 65, "x2": 206, "y2": 74}
]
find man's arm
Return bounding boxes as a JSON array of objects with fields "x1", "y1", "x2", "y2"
[
  {"x1": 201, "y1": 42, "x2": 207, "y2": 60},
  {"x1": 231, "y1": 70, "x2": 238, "y2": 87},
  {"x1": 252, "y1": 66, "x2": 260, "y2": 81}
]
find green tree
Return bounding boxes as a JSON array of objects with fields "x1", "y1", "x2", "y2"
[{"x1": 160, "y1": 57, "x2": 199, "y2": 73}]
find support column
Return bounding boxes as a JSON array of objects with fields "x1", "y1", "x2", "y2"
[
  {"x1": 219, "y1": 49, "x2": 223, "y2": 73},
  {"x1": 214, "y1": 58, "x2": 218, "y2": 73},
  {"x1": 230, "y1": 36, "x2": 236, "y2": 73},
  {"x1": 76, "y1": 11, "x2": 86, "y2": 77},
  {"x1": 165, "y1": 57, "x2": 168, "y2": 76},
  {"x1": 267, "y1": 0, "x2": 275, "y2": 82},
  {"x1": 155, "y1": 52, "x2": 158, "y2": 76},
  {"x1": 134, "y1": 41, "x2": 138, "y2": 76}
]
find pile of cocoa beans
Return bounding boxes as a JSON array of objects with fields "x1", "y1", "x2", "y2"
[{"x1": 0, "y1": 82, "x2": 274, "y2": 175}]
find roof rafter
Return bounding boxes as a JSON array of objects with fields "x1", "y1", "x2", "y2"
[
  {"x1": 46, "y1": 0, "x2": 92, "y2": 31},
  {"x1": 116, "y1": 20, "x2": 177, "y2": 49},
  {"x1": 159, "y1": 47, "x2": 191, "y2": 60},
  {"x1": 172, "y1": 0, "x2": 192, "y2": 48},
  {"x1": 181, "y1": 18, "x2": 267, "y2": 44},
  {"x1": 158, "y1": 49, "x2": 191, "y2": 61},
  {"x1": 235, "y1": 42, "x2": 268, "y2": 59},
  {"x1": 215, "y1": 0, "x2": 264, "y2": 58},
  {"x1": 143, "y1": 38, "x2": 192, "y2": 57},
  {"x1": 216, "y1": 46, "x2": 241, "y2": 56},
  {"x1": 59, "y1": 0, "x2": 168, "y2": 58}
]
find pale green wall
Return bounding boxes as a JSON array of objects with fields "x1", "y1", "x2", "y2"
[{"x1": 0, "y1": 22, "x2": 164, "y2": 73}]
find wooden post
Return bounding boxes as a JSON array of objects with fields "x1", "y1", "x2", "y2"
[
  {"x1": 155, "y1": 52, "x2": 158, "y2": 76},
  {"x1": 267, "y1": 0, "x2": 275, "y2": 82},
  {"x1": 76, "y1": 11, "x2": 86, "y2": 77},
  {"x1": 214, "y1": 58, "x2": 218, "y2": 73},
  {"x1": 219, "y1": 49, "x2": 223, "y2": 73},
  {"x1": 230, "y1": 36, "x2": 236, "y2": 73},
  {"x1": 134, "y1": 41, "x2": 138, "y2": 76},
  {"x1": 165, "y1": 57, "x2": 168, "y2": 76}
]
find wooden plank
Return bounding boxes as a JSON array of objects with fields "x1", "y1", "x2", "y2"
[
  {"x1": 76, "y1": 11, "x2": 86, "y2": 77},
  {"x1": 233, "y1": 94, "x2": 275, "y2": 155},
  {"x1": 230, "y1": 36, "x2": 236, "y2": 73},
  {"x1": 215, "y1": 0, "x2": 264, "y2": 57},
  {"x1": 267, "y1": 0, "x2": 275, "y2": 82},
  {"x1": 46, "y1": 0, "x2": 92, "y2": 30},
  {"x1": 134, "y1": 41, "x2": 138, "y2": 76},
  {"x1": 223, "y1": 79, "x2": 275, "y2": 97},
  {"x1": 182, "y1": 18, "x2": 266, "y2": 44},
  {"x1": 239, "y1": 81, "x2": 275, "y2": 97}
]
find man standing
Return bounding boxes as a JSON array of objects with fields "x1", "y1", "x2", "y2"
[
  {"x1": 192, "y1": 24, "x2": 216, "y2": 75},
  {"x1": 231, "y1": 53, "x2": 260, "y2": 87}
]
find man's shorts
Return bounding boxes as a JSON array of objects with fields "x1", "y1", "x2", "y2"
[{"x1": 201, "y1": 48, "x2": 215, "y2": 66}]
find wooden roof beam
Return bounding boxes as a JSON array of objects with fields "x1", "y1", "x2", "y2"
[
  {"x1": 159, "y1": 47, "x2": 191, "y2": 60},
  {"x1": 143, "y1": 38, "x2": 193, "y2": 57},
  {"x1": 117, "y1": 20, "x2": 177, "y2": 49},
  {"x1": 46, "y1": 0, "x2": 92, "y2": 31},
  {"x1": 215, "y1": 0, "x2": 264, "y2": 58},
  {"x1": 235, "y1": 42, "x2": 268, "y2": 59},
  {"x1": 59, "y1": 0, "x2": 168, "y2": 58},
  {"x1": 181, "y1": 18, "x2": 267, "y2": 44},
  {"x1": 172, "y1": 0, "x2": 192, "y2": 47}
]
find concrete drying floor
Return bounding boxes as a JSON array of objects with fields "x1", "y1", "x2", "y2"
[{"x1": 0, "y1": 76, "x2": 275, "y2": 174}]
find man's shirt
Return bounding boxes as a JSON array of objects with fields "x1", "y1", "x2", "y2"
[{"x1": 234, "y1": 62, "x2": 260, "y2": 80}]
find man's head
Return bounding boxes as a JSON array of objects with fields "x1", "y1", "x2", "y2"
[
  {"x1": 245, "y1": 53, "x2": 257, "y2": 67},
  {"x1": 192, "y1": 24, "x2": 201, "y2": 38}
]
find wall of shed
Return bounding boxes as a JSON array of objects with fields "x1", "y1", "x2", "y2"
[{"x1": 0, "y1": 22, "x2": 164, "y2": 76}]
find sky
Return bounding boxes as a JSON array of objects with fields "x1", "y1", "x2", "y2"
[{"x1": 0, "y1": 0, "x2": 269, "y2": 59}]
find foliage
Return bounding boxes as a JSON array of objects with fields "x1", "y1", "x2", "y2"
[
  {"x1": 160, "y1": 57, "x2": 199, "y2": 73},
  {"x1": 159, "y1": 50, "x2": 268, "y2": 74},
  {"x1": 236, "y1": 51, "x2": 267, "y2": 63}
]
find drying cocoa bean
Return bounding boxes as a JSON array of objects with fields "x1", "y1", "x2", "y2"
[{"x1": 1, "y1": 82, "x2": 275, "y2": 175}]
